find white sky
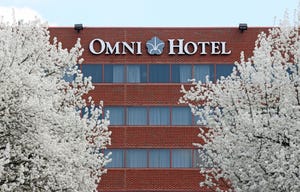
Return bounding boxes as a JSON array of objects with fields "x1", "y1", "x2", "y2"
[{"x1": 0, "y1": 0, "x2": 299, "y2": 27}]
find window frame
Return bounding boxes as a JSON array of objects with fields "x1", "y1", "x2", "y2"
[{"x1": 105, "y1": 148, "x2": 206, "y2": 168}]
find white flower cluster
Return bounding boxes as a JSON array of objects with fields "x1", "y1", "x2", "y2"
[
  {"x1": 0, "y1": 19, "x2": 111, "y2": 191},
  {"x1": 180, "y1": 12, "x2": 300, "y2": 192}
]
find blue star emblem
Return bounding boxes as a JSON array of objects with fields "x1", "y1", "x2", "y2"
[{"x1": 146, "y1": 36, "x2": 165, "y2": 55}]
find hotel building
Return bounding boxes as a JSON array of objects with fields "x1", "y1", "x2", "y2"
[{"x1": 50, "y1": 26, "x2": 267, "y2": 192}]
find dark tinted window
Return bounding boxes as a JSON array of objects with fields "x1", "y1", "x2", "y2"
[
  {"x1": 104, "y1": 65, "x2": 125, "y2": 82},
  {"x1": 81, "y1": 64, "x2": 102, "y2": 83},
  {"x1": 126, "y1": 149, "x2": 147, "y2": 168},
  {"x1": 172, "y1": 107, "x2": 192, "y2": 125},
  {"x1": 105, "y1": 107, "x2": 124, "y2": 125},
  {"x1": 127, "y1": 65, "x2": 147, "y2": 83},
  {"x1": 105, "y1": 149, "x2": 124, "y2": 168},
  {"x1": 149, "y1": 149, "x2": 170, "y2": 168},
  {"x1": 149, "y1": 107, "x2": 170, "y2": 125},
  {"x1": 216, "y1": 64, "x2": 235, "y2": 80},
  {"x1": 172, "y1": 64, "x2": 192, "y2": 83},
  {"x1": 149, "y1": 64, "x2": 170, "y2": 83},
  {"x1": 172, "y1": 149, "x2": 192, "y2": 168},
  {"x1": 127, "y1": 107, "x2": 147, "y2": 125},
  {"x1": 194, "y1": 64, "x2": 214, "y2": 83}
]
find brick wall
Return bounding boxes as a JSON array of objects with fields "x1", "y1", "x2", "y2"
[
  {"x1": 50, "y1": 27, "x2": 268, "y2": 192},
  {"x1": 98, "y1": 169, "x2": 218, "y2": 192},
  {"x1": 85, "y1": 84, "x2": 186, "y2": 105},
  {"x1": 109, "y1": 126, "x2": 202, "y2": 148}
]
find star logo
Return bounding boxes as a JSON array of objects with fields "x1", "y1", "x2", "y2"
[{"x1": 146, "y1": 36, "x2": 165, "y2": 55}]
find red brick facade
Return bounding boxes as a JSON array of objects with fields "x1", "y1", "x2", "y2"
[{"x1": 50, "y1": 27, "x2": 268, "y2": 192}]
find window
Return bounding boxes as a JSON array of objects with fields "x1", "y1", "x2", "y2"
[
  {"x1": 78, "y1": 63, "x2": 237, "y2": 83},
  {"x1": 149, "y1": 149, "x2": 170, "y2": 168},
  {"x1": 149, "y1": 64, "x2": 170, "y2": 83},
  {"x1": 127, "y1": 65, "x2": 147, "y2": 83},
  {"x1": 79, "y1": 63, "x2": 237, "y2": 84},
  {"x1": 104, "y1": 64, "x2": 124, "y2": 82},
  {"x1": 127, "y1": 107, "x2": 147, "y2": 125},
  {"x1": 105, "y1": 149, "x2": 124, "y2": 168},
  {"x1": 194, "y1": 64, "x2": 214, "y2": 83},
  {"x1": 105, "y1": 107, "x2": 124, "y2": 125},
  {"x1": 104, "y1": 148, "x2": 201, "y2": 168},
  {"x1": 126, "y1": 149, "x2": 147, "y2": 168},
  {"x1": 81, "y1": 64, "x2": 102, "y2": 83},
  {"x1": 149, "y1": 107, "x2": 170, "y2": 125},
  {"x1": 103, "y1": 106, "x2": 195, "y2": 126},
  {"x1": 216, "y1": 64, "x2": 235, "y2": 80},
  {"x1": 172, "y1": 107, "x2": 192, "y2": 125},
  {"x1": 172, "y1": 64, "x2": 192, "y2": 83},
  {"x1": 172, "y1": 149, "x2": 192, "y2": 168}
]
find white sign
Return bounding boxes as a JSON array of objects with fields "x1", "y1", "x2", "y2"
[
  {"x1": 168, "y1": 39, "x2": 231, "y2": 55},
  {"x1": 89, "y1": 38, "x2": 142, "y2": 55},
  {"x1": 89, "y1": 37, "x2": 231, "y2": 56}
]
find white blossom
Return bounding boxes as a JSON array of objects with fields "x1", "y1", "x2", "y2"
[
  {"x1": 0, "y1": 19, "x2": 111, "y2": 191},
  {"x1": 180, "y1": 11, "x2": 300, "y2": 192}
]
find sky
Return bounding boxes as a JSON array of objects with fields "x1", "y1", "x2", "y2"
[{"x1": 0, "y1": 0, "x2": 299, "y2": 27}]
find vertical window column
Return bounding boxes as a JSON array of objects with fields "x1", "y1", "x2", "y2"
[
  {"x1": 149, "y1": 149, "x2": 170, "y2": 168},
  {"x1": 171, "y1": 107, "x2": 192, "y2": 125},
  {"x1": 104, "y1": 149, "x2": 124, "y2": 168},
  {"x1": 127, "y1": 107, "x2": 147, "y2": 125},
  {"x1": 172, "y1": 149, "x2": 192, "y2": 168},
  {"x1": 194, "y1": 64, "x2": 214, "y2": 83},
  {"x1": 81, "y1": 64, "x2": 103, "y2": 83},
  {"x1": 149, "y1": 64, "x2": 170, "y2": 83},
  {"x1": 104, "y1": 64, "x2": 125, "y2": 83},
  {"x1": 127, "y1": 64, "x2": 147, "y2": 83},
  {"x1": 149, "y1": 107, "x2": 170, "y2": 125},
  {"x1": 172, "y1": 64, "x2": 192, "y2": 83},
  {"x1": 216, "y1": 64, "x2": 235, "y2": 80},
  {"x1": 105, "y1": 107, "x2": 125, "y2": 125},
  {"x1": 126, "y1": 149, "x2": 147, "y2": 168}
]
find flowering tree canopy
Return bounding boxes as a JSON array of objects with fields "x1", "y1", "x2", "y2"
[
  {"x1": 0, "y1": 19, "x2": 111, "y2": 191},
  {"x1": 180, "y1": 13, "x2": 300, "y2": 192}
]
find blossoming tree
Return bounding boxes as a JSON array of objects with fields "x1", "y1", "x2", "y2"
[
  {"x1": 0, "y1": 19, "x2": 111, "y2": 191},
  {"x1": 180, "y1": 13, "x2": 300, "y2": 192}
]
